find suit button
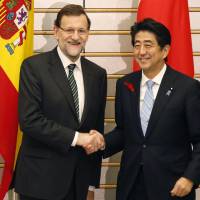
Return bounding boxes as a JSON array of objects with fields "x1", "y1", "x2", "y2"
[{"x1": 143, "y1": 144, "x2": 147, "y2": 148}]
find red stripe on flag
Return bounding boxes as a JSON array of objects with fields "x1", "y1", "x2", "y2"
[
  {"x1": 0, "y1": 66, "x2": 18, "y2": 199},
  {"x1": 133, "y1": 0, "x2": 194, "y2": 78}
]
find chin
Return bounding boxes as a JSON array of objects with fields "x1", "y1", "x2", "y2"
[
  {"x1": 140, "y1": 65, "x2": 150, "y2": 71},
  {"x1": 69, "y1": 50, "x2": 82, "y2": 56}
]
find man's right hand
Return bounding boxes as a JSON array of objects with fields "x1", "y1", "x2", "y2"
[{"x1": 76, "y1": 130, "x2": 105, "y2": 154}]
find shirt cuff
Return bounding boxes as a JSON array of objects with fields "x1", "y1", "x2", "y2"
[
  {"x1": 88, "y1": 186, "x2": 95, "y2": 191},
  {"x1": 71, "y1": 131, "x2": 79, "y2": 146}
]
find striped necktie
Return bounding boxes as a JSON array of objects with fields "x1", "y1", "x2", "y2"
[
  {"x1": 140, "y1": 80, "x2": 155, "y2": 135},
  {"x1": 68, "y1": 64, "x2": 79, "y2": 119}
]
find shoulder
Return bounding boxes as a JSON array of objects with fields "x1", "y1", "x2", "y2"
[
  {"x1": 81, "y1": 57, "x2": 106, "y2": 75},
  {"x1": 117, "y1": 70, "x2": 141, "y2": 85},
  {"x1": 167, "y1": 66, "x2": 200, "y2": 97},
  {"x1": 168, "y1": 66, "x2": 198, "y2": 87},
  {"x1": 20, "y1": 49, "x2": 56, "y2": 73},
  {"x1": 22, "y1": 50, "x2": 52, "y2": 68}
]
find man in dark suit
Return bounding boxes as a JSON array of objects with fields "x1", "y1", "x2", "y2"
[
  {"x1": 13, "y1": 4, "x2": 106, "y2": 200},
  {"x1": 99, "y1": 18, "x2": 200, "y2": 200}
]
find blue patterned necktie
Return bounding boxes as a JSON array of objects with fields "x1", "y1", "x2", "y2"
[
  {"x1": 140, "y1": 80, "x2": 155, "y2": 135},
  {"x1": 68, "y1": 64, "x2": 79, "y2": 119}
]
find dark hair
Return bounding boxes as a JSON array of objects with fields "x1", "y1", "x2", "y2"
[
  {"x1": 130, "y1": 18, "x2": 171, "y2": 49},
  {"x1": 54, "y1": 4, "x2": 91, "y2": 30}
]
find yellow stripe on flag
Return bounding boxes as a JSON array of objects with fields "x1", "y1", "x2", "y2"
[{"x1": 0, "y1": 0, "x2": 34, "y2": 198}]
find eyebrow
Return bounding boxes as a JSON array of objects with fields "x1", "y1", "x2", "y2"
[{"x1": 135, "y1": 40, "x2": 154, "y2": 43}]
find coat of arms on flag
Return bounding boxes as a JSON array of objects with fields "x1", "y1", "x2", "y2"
[{"x1": 0, "y1": 0, "x2": 32, "y2": 54}]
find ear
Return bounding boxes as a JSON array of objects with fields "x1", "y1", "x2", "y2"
[
  {"x1": 53, "y1": 25, "x2": 59, "y2": 40},
  {"x1": 162, "y1": 45, "x2": 170, "y2": 59}
]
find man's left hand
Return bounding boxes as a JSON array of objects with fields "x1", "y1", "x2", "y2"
[{"x1": 170, "y1": 177, "x2": 193, "y2": 197}]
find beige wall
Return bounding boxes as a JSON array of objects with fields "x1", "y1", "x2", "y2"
[
  {"x1": 3, "y1": 0, "x2": 200, "y2": 199},
  {"x1": 33, "y1": 1, "x2": 200, "y2": 199}
]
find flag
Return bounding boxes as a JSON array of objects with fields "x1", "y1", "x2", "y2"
[
  {"x1": 0, "y1": 0, "x2": 33, "y2": 199},
  {"x1": 133, "y1": 0, "x2": 194, "y2": 78}
]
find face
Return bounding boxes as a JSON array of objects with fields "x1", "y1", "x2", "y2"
[
  {"x1": 54, "y1": 14, "x2": 89, "y2": 62},
  {"x1": 133, "y1": 31, "x2": 170, "y2": 77}
]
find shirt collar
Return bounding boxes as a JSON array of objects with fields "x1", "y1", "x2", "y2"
[
  {"x1": 141, "y1": 64, "x2": 167, "y2": 87},
  {"x1": 57, "y1": 46, "x2": 81, "y2": 71}
]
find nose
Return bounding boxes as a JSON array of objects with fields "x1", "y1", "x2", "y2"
[
  {"x1": 138, "y1": 45, "x2": 147, "y2": 55},
  {"x1": 71, "y1": 30, "x2": 80, "y2": 40}
]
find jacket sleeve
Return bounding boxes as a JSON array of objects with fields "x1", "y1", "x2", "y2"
[
  {"x1": 88, "y1": 69, "x2": 107, "y2": 187},
  {"x1": 183, "y1": 80, "x2": 200, "y2": 185},
  {"x1": 104, "y1": 78, "x2": 125, "y2": 158}
]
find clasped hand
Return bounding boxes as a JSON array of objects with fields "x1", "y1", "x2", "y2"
[{"x1": 77, "y1": 130, "x2": 105, "y2": 154}]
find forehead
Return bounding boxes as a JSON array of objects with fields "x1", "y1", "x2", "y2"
[
  {"x1": 60, "y1": 14, "x2": 88, "y2": 28},
  {"x1": 134, "y1": 31, "x2": 158, "y2": 43}
]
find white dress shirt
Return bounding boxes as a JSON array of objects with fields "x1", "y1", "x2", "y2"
[
  {"x1": 140, "y1": 64, "x2": 167, "y2": 110},
  {"x1": 57, "y1": 46, "x2": 84, "y2": 146}
]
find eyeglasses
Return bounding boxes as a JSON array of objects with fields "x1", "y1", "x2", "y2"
[{"x1": 59, "y1": 27, "x2": 89, "y2": 36}]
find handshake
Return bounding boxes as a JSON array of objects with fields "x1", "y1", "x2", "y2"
[{"x1": 76, "y1": 130, "x2": 105, "y2": 154}]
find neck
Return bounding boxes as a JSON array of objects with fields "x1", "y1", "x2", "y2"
[
  {"x1": 143, "y1": 63, "x2": 165, "y2": 79},
  {"x1": 68, "y1": 55, "x2": 80, "y2": 63}
]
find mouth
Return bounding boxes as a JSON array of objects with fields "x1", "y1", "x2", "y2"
[
  {"x1": 68, "y1": 41, "x2": 81, "y2": 46},
  {"x1": 138, "y1": 57, "x2": 150, "y2": 62}
]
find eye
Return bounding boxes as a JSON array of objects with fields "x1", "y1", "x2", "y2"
[
  {"x1": 78, "y1": 29, "x2": 88, "y2": 35},
  {"x1": 134, "y1": 44, "x2": 141, "y2": 50},
  {"x1": 144, "y1": 44, "x2": 152, "y2": 49},
  {"x1": 65, "y1": 28, "x2": 74, "y2": 34}
]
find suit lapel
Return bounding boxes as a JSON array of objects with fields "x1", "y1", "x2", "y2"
[
  {"x1": 126, "y1": 72, "x2": 144, "y2": 138},
  {"x1": 145, "y1": 67, "x2": 177, "y2": 138},
  {"x1": 79, "y1": 57, "x2": 94, "y2": 126},
  {"x1": 133, "y1": 72, "x2": 145, "y2": 138},
  {"x1": 48, "y1": 48, "x2": 77, "y2": 119}
]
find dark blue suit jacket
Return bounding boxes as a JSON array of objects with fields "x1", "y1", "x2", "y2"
[{"x1": 105, "y1": 66, "x2": 200, "y2": 200}]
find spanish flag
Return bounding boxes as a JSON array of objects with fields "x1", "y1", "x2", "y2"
[
  {"x1": 134, "y1": 0, "x2": 194, "y2": 78},
  {"x1": 0, "y1": 0, "x2": 33, "y2": 199}
]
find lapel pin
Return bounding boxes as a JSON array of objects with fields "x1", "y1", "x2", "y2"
[
  {"x1": 166, "y1": 88, "x2": 173, "y2": 96},
  {"x1": 124, "y1": 81, "x2": 135, "y2": 92}
]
